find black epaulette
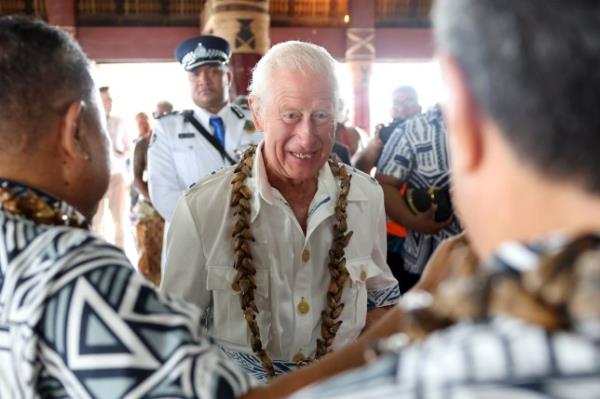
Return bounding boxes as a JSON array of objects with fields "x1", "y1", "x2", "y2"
[
  {"x1": 230, "y1": 104, "x2": 245, "y2": 119},
  {"x1": 154, "y1": 110, "x2": 179, "y2": 120}
]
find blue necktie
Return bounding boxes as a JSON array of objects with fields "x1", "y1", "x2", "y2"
[{"x1": 209, "y1": 116, "x2": 225, "y2": 148}]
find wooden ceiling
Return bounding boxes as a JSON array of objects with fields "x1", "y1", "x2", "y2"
[{"x1": 1, "y1": 0, "x2": 432, "y2": 27}]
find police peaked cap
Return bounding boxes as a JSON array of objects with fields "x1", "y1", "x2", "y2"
[{"x1": 175, "y1": 35, "x2": 231, "y2": 71}]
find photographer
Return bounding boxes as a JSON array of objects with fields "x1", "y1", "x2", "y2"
[
  {"x1": 376, "y1": 104, "x2": 462, "y2": 293},
  {"x1": 354, "y1": 86, "x2": 420, "y2": 174}
]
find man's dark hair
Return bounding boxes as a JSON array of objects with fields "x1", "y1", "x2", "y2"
[
  {"x1": 433, "y1": 1, "x2": 600, "y2": 193},
  {"x1": 0, "y1": 17, "x2": 94, "y2": 151},
  {"x1": 99, "y1": 86, "x2": 110, "y2": 93}
]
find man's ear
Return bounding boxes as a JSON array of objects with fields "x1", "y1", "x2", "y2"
[
  {"x1": 225, "y1": 68, "x2": 233, "y2": 87},
  {"x1": 439, "y1": 55, "x2": 483, "y2": 172},
  {"x1": 60, "y1": 101, "x2": 89, "y2": 161},
  {"x1": 248, "y1": 95, "x2": 264, "y2": 132}
]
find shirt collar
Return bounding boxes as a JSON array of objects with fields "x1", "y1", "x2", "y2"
[
  {"x1": 245, "y1": 145, "x2": 368, "y2": 223},
  {"x1": 192, "y1": 103, "x2": 230, "y2": 128}
]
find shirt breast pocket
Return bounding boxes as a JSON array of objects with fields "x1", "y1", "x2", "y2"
[
  {"x1": 173, "y1": 148, "x2": 201, "y2": 188},
  {"x1": 206, "y1": 266, "x2": 271, "y2": 347},
  {"x1": 333, "y1": 258, "x2": 382, "y2": 349}
]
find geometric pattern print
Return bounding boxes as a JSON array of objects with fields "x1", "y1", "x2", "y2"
[
  {"x1": 367, "y1": 285, "x2": 401, "y2": 309},
  {"x1": 218, "y1": 345, "x2": 296, "y2": 383},
  {"x1": 0, "y1": 209, "x2": 253, "y2": 398},
  {"x1": 290, "y1": 316, "x2": 600, "y2": 399},
  {"x1": 377, "y1": 105, "x2": 462, "y2": 274}
]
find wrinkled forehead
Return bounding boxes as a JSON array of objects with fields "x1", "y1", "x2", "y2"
[{"x1": 270, "y1": 68, "x2": 336, "y2": 102}]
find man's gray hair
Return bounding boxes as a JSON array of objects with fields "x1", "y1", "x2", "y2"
[
  {"x1": 433, "y1": 0, "x2": 600, "y2": 193},
  {"x1": 248, "y1": 41, "x2": 343, "y2": 119}
]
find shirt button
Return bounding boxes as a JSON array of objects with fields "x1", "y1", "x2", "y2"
[
  {"x1": 297, "y1": 297, "x2": 310, "y2": 314},
  {"x1": 302, "y1": 248, "x2": 310, "y2": 263},
  {"x1": 360, "y1": 270, "x2": 367, "y2": 281},
  {"x1": 293, "y1": 351, "x2": 306, "y2": 364}
]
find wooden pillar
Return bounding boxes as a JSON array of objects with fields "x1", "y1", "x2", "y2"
[
  {"x1": 346, "y1": 0, "x2": 375, "y2": 132},
  {"x1": 203, "y1": 0, "x2": 270, "y2": 97},
  {"x1": 45, "y1": 0, "x2": 76, "y2": 36}
]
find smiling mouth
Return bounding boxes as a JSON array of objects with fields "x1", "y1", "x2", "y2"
[{"x1": 291, "y1": 151, "x2": 315, "y2": 159}]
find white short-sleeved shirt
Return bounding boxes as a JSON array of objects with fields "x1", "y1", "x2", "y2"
[
  {"x1": 161, "y1": 144, "x2": 400, "y2": 377},
  {"x1": 147, "y1": 103, "x2": 261, "y2": 222}
]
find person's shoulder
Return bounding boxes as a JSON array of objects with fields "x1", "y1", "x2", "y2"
[
  {"x1": 229, "y1": 104, "x2": 259, "y2": 135},
  {"x1": 184, "y1": 164, "x2": 236, "y2": 201},
  {"x1": 338, "y1": 163, "x2": 381, "y2": 199},
  {"x1": 154, "y1": 110, "x2": 180, "y2": 120},
  {"x1": 152, "y1": 111, "x2": 186, "y2": 139}
]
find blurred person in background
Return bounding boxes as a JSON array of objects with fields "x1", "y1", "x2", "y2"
[
  {"x1": 133, "y1": 112, "x2": 163, "y2": 285},
  {"x1": 93, "y1": 86, "x2": 131, "y2": 249}
]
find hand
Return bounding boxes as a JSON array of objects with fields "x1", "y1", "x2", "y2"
[
  {"x1": 409, "y1": 204, "x2": 453, "y2": 234},
  {"x1": 411, "y1": 232, "x2": 471, "y2": 292}
]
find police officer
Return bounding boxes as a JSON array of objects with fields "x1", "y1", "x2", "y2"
[{"x1": 148, "y1": 35, "x2": 261, "y2": 222}]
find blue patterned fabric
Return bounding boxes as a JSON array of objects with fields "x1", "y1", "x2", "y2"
[
  {"x1": 218, "y1": 345, "x2": 298, "y2": 383},
  {"x1": 377, "y1": 105, "x2": 462, "y2": 274},
  {"x1": 367, "y1": 285, "x2": 401, "y2": 309},
  {"x1": 290, "y1": 235, "x2": 600, "y2": 399},
  {"x1": 0, "y1": 179, "x2": 253, "y2": 398}
]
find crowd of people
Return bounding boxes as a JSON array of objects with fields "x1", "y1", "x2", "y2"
[{"x1": 1, "y1": 0, "x2": 599, "y2": 397}]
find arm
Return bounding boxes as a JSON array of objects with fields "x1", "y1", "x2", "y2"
[
  {"x1": 375, "y1": 173, "x2": 452, "y2": 235},
  {"x1": 411, "y1": 232, "x2": 473, "y2": 292},
  {"x1": 147, "y1": 121, "x2": 185, "y2": 222},
  {"x1": 364, "y1": 183, "x2": 400, "y2": 329},
  {"x1": 354, "y1": 125, "x2": 385, "y2": 174},
  {"x1": 133, "y1": 139, "x2": 150, "y2": 199},
  {"x1": 160, "y1": 194, "x2": 209, "y2": 306}
]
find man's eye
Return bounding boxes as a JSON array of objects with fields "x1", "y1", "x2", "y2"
[
  {"x1": 282, "y1": 112, "x2": 301, "y2": 122},
  {"x1": 312, "y1": 111, "x2": 332, "y2": 124}
]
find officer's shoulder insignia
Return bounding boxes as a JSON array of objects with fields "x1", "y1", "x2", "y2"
[
  {"x1": 243, "y1": 119, "x2": 256, "y2": 133},
  {"x1": 154, "y1": 110, "x2": 179, "y2": 120},
  {"x1": 230, "y1": 104, "x2": 245, "y2": 119},
  {"x1": 345, "y1": 164, "x2": 379, "y2": 185}
]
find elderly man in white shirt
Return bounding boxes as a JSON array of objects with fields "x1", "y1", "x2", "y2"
[{"x1": 161, "y1": 41, "x2": 400, "y2": 382}]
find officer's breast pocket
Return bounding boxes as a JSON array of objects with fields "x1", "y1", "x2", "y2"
[{"x1": 173, "y1": 149, "x2": 202, "y2": 188}]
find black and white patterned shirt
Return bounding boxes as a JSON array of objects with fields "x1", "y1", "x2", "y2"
[
  {"x1": 377, "y1": 105, "x2": 462, "y2": 274},
  {"x1": 291, "y1": 235, "x2": 600, "y2": 398},
  {"x1": 0, "y1": 179, "x2": 253, "y2": 398}
]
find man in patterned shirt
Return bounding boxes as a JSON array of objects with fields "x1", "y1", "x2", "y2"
[
  {"x1": 287, "y1": 0, "x2": 600, "y2": 397},
  {"x1": 0, "y1": 16, "x2": 264, "y2": 399},
  {"x1": 376, "y1": 105, "x2": 462, "y2": 292}
]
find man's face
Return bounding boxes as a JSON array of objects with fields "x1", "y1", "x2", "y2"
[
  {"x1": 136, "y1": 115, "x2": 151, "y2": 136},
  {"x1": 391, "y1": 90, "x2": 421, "y2": 120},
  {"x1": 252, "y1": 68, "x2": 336, "y2": 185},
  {"x1": 188, "y1": 63, "x2": 230, "y2": 112}
]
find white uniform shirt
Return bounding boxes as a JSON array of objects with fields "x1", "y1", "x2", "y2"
[
  {"x1": 147, "y1": 103, "x2": 261, "y2": 222},
  {"x1": 161, "y1": 144, "x2": 400, "y2": 370}
]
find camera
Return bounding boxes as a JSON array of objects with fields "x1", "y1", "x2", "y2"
[
  {"x1": 378, "y1": 118, "x2": 405, "y2": 144},
  {"x1": 405, "y1": 186, "x2": 453, "y2": 223}
]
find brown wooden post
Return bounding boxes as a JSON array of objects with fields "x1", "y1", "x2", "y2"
[
  {"x1": 45, "y1": 0, "x2": 76, "y2": 36},
  {"x1": 203, "y1": 0, "x2": 270, "y2": 97},
  {"x1": 346, "y1": 0, "x2": 375, "y2": 133}
]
